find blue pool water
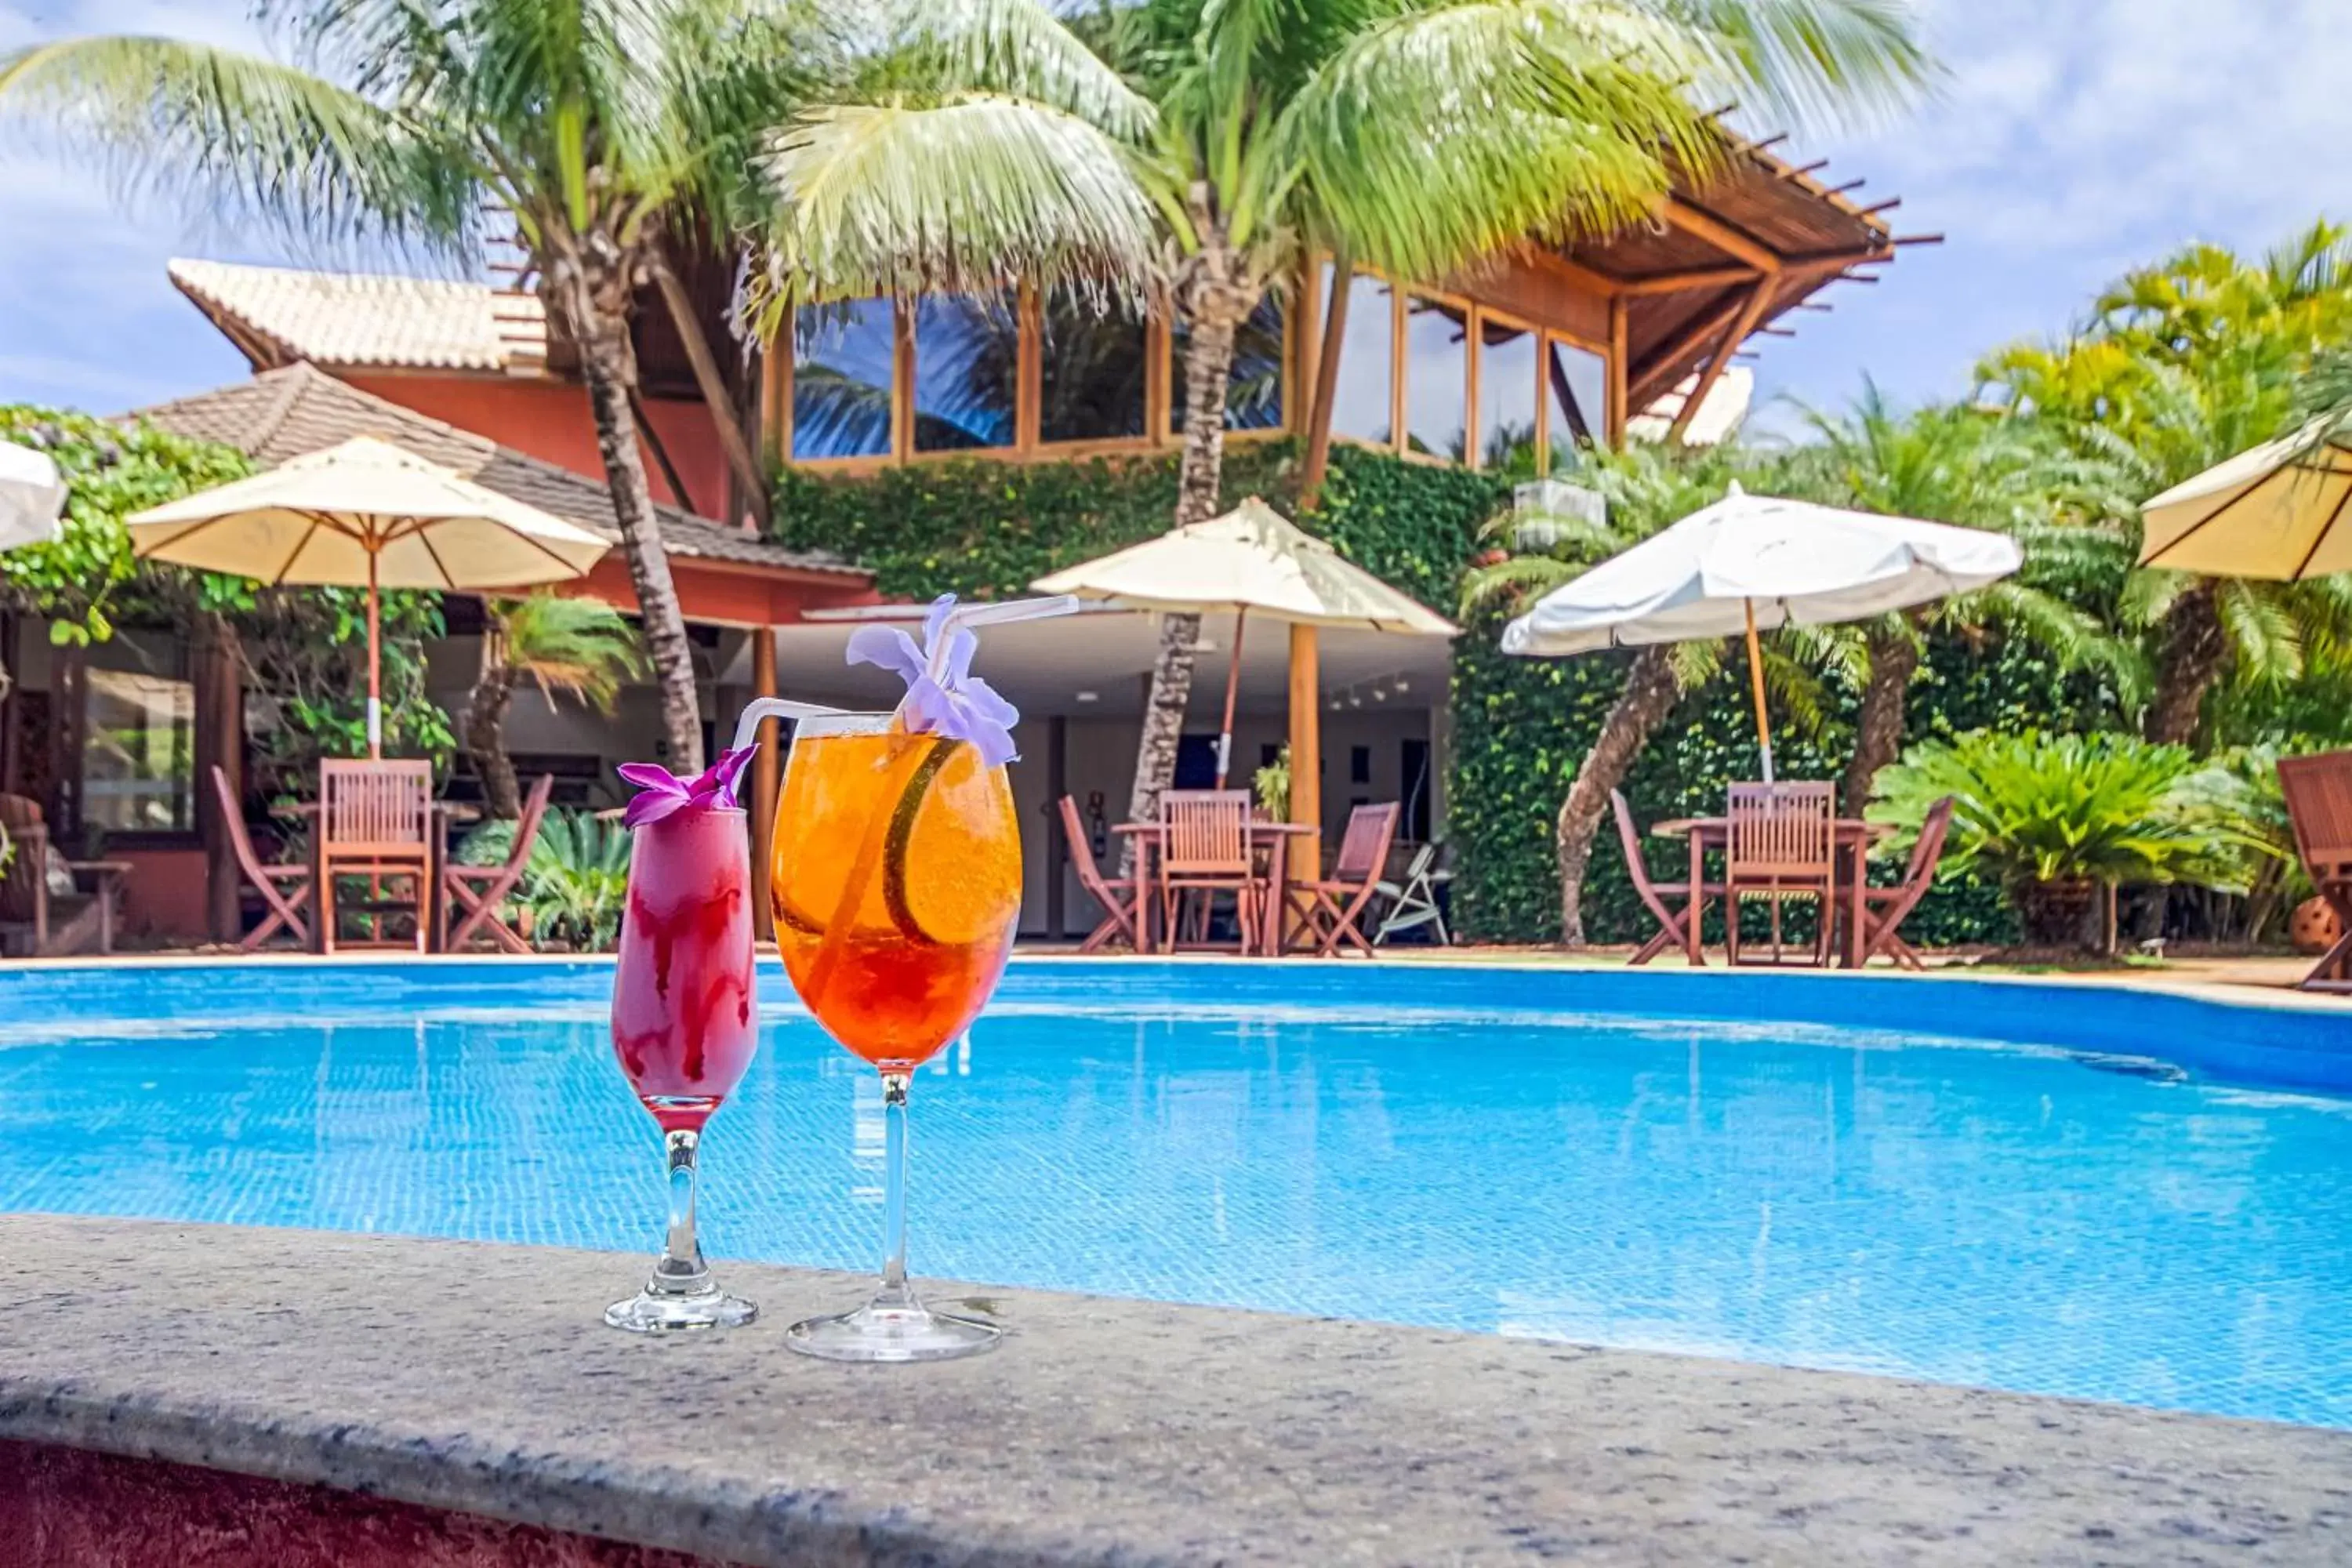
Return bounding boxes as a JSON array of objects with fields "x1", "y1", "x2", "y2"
[{"x1": 2, "y1": 960, "x2": 2348, "y2": 1428}]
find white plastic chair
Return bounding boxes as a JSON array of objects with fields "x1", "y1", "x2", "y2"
[{"x1": 1373, "y1": 840, "x2": 1451, "y2": 946}]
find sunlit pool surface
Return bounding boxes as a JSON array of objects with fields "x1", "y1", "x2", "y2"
[{"x1": 2, "y1": 961, "x2": 2347, "y2": 1428}]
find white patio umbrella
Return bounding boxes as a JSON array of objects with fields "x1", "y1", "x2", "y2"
[
  {"x1": 0, "y1": 441, "x2": 67, "y2": 552},
  {"x1": 1033, "y1": 495, "x2": 1457, "y2": 785},
  {"x1": 1502, "y1": 485, "x2": 2024, "y2": 780},
  {"x1": 2139, "y1": 416, "x2": 2352, "y2": 579},
  {"x1": 128, "y1": 437, "x2": 611, "y2": 756}
]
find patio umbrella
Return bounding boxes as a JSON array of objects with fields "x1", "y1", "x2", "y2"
[
  {"x1": 1033, "y1": 496, "x2": 1457, "y2": 786},
  {"x1": 1502, "y1": 485, "x2": 2022, "y2": 781},
  {"x1": 0, "y1": 441, "x2": 66, "y2": 552},
  {"x1": 2139, "y1": 417, "x2": 2352, "y2": 579},
  {"x1": 127, "y1": 437, "x2": 610, "y2": 756}
]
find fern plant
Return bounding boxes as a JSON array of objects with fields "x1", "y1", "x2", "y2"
[{"x1": 458, "y1": 808, "x2": 632, "y2": 952}]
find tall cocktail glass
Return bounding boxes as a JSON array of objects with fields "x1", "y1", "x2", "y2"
[
  {"x1": 771, "y1": 711, "x2": 1021, "y2": 1360},
  {"x1": 605, "y1": 802, "x2": 759, "y2": 1332}
]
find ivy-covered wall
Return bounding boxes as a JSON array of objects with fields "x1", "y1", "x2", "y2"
[{"x1": 769, "y1": 443, "x2": 2071, "y2": 947}]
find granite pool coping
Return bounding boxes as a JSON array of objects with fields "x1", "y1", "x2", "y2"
[{"x1": 3, "y1": 1216, "x2": 2348, "y2": 1565}]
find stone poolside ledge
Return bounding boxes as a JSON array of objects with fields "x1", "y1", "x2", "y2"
[{"x1": 3, "y1": 1216, "x2": 2349, "y2": 1566}]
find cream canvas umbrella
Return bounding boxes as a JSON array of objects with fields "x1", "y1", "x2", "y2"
[
  {"x1": 1033, "y1": 496, "x2": 1457, "y2": 785},
  {"x1": 2139, "y1": 417, "x2": 2352, "y2": 580},
  {"x1": 1503, "y1": 485, "x2": 2023, "y2": 781},
  {"x1": 0, "y1": 441, "x2": 66, "y2": 552},
  {"x1": 128, "y1": 437, "x2": 611, "y2": 755}
]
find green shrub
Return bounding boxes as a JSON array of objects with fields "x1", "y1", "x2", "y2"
[{"x1": 459, "y1": 808, "x2": 632, "y2": 951}]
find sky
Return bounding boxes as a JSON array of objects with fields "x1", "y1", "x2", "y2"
[{"x1": 2, "y1": 0, "x2": 2350, "y2": 429}]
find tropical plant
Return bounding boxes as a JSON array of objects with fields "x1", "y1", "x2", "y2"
[
  {"x1": 0, "y1": 0, "x2": 849, "y2": 777},
  {"x1": 458, "y1": 806, "x2": 631, "y2": 951},
  {"x1": 463, "y1": 593, "x2": 644, "y2": 818},
  {"x1": 757, "y1": 0, "x2": 1933, "y2": 850},
  {"x1": 1867, "y1": 729, "x2": 2264, "y2": 951},
  {"x1": 1254, "y1": 742, "x2": 1290, "y2": 821}
]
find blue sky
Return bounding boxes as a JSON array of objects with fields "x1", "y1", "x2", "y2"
[{"x1": 3, "y1": 0, "x2": 2348, "y2": 429}]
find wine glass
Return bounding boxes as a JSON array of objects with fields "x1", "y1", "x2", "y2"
[
  {"x1": 604, "y1": 803, "x2": 759, "y2": 1332},
  {"x1": 770, "y1": 711, "x2": 1022, "y2": 1361}
]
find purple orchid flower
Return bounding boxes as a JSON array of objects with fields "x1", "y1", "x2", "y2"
[
  {"x1": 845, "y1": 593, "x2": 1022, "y2": 768},
  {"x1": 617, "y1": 745, "x2": 755, "y2": 828}
]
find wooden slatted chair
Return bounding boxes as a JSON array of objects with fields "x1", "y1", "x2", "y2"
[
  {"x1": 1611, "y1": 789, "x2": 1720, "y2": 967},
  {"x1": 1060, "y1": 795, "x2": 1138, "y2": 953},
  {"x1": 318, "y1": 758, "x2": 434, "y2": 954},
  {"x1": 443, "y1": 774, "x2": 553, "y2": 953},
  {"x1": 1298, "y1": 803, "x2": 1399, "y2": 957},
  {"x1": 210, "y1": 765, "x2": 313, "y2": 951},
  {"x1": 1158, "y1": 789, "x2": 1257, "y2": 954},
  {"x1": 1724, "y1": 782, "x2": 1837, "y2": 967},
  {"x1": 2278, "y1": 751, "x2": 2352, "y2": 992},
  {"x1": 1857, "y1": 795, "x2": 1955, "y2": 971}
]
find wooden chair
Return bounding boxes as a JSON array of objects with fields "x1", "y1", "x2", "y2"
[
  {"x1": 1298, "y1": 804, "x2": 1399, "y2": 957},
  {"x1": 318, "y1": 758, "x2": 434, "y2": 954},
  {"x1": 1858, "y1": 795, "x2": 1954, "y2": 971},
  {"x1": 1611, "y1": 790, "x2": 1722, "y2": 967},
  {"x1": 2278, "y1": 751, "x2": 2352, "y2": 992},
  {"x1": 0, "y1": 793, "x2": 127, "y2": 958},
  {"x1": 210, "y1": 765, "x2": 312, "y2": 952},
  {"x1": 1061, "y1": 795, "x2": 1138, "y2": 953},
  {"x1": 442, "y1": 775, "x2": 553, "y2": 954},
  {"x1": 1158, "y1": 789, "x2": 1258, "y2": 954},
  {"x1": 1723, "y1": 782, "x2": 1836, "y2": 967},
  {"x1": 1373, "y1": 840, "x2": 1452, "y2": 946}
]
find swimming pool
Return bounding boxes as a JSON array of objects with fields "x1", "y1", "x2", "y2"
[{"x1": 2, "y1": 960, "x2": 2347, "y2": 1428}]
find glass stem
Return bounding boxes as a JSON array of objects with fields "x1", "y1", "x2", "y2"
[
  {"x1": 876, "y1": 1071, "x2": 913, "y2": 1306},
  {"x1": 649, "y1": 1127, "x2": 712, "y2": 1297}
]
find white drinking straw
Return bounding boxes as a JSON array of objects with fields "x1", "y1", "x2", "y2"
[
  {"x1": 928, "y1": 594, "x2": 1080, "y2": 679},
  {"x1": 731, "y1": 696, "x2": 849, "y2": 757}
]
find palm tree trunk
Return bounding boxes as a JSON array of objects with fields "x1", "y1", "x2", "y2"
[
  {"x1": 464, "y1": 656, "x2": 521, "y2": 819},
  {"x1": 2147, "y1": 579, "x2": 2227, "y2": 746},
  {"x1": 1842, "y1": 626, "x2": 1921, "y2": 815},
  {"x1": 1555, "y1": 645, "x2": 1681, "y2": 948}
]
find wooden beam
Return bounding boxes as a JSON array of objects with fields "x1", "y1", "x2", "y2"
[
  {"x1": 1626, "y1": 289, "x2": 1752, "y2": 407},
  {"x1": 1660, "y1": 197, "x2": 1782, "y2": 274},
  {"x1": 1859, "y1": 197, "x2": 1903, "y2": 215},
  {"x1": 1618, "y1": 266, "x2": 1766, "y2": 297},
  {"x1": 1668, "y1": 281, "x2": 1773, "y2": 445},
  {"x1": 1737, "y1": 132, "x2": 1790, "y2": 157},
  {"x1": 1522, "y1": 248, "x2": 1627, "y2": 300},
  {"x1": 1606, "y1": 294, "x2": 1629, "y2": 449},
  {"x1": 1893, "y1": 233, "x2": 1947, "y2": 247},
  {"x1": 1779, "y1": 158, "x2": 1831, "y2": 180},
  {"x1": 749, "y1": 626, "x2": 779, "y2": 942}
]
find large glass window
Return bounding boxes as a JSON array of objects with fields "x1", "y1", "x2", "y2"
[
  {"x1": 1040, "y1": 286, "x2": 1148, "y2": 443},
  {"x1": 83, "y1": 633, "x2": 193, "y2": 833},
  {"x1": 913, "y1": 292, "x2": 1019, "y2": 452},
  {"x1": 1478, "y1": 318, "x2": 1541, "y2": 476},
  {"x1": 1403, "y1": 296, "x2": 1468, "y2": 459},
  {"x1": 1172, "y1": 294, "x2": 1287, "y2": 434},
  {"x1": 790, "y1": 299, "x2": 895, "y2": 460},
  {"x1": 1319, "y1": 264, "x2": 1394, "y2": 445},
  {"x1": 1545, "y1": 336, "x2": 1609, "y2": 463}
]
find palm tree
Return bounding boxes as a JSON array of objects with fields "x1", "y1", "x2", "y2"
[
  {"x1": 757, "y1": 0, "x2": 1932, "y2": 841},
  {"x1": 0, "y1": 0, "x2": 840, "y2": 775},
  {"x1": 1795, "y1": 385, "x2": 2139, "y2": 813},
  {"x1": 464, "y1": 593, "x2": 644, "y2": 818}
]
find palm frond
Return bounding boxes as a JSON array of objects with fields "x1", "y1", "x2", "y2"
[
  {"x1": 883, "y1": 0, "x2": 1156, "y2": 140},
  {"x1": 1672, "y1": 0, "x2": 1937, "y2": 132},
  {"x1": 1459, "y1": 551, "x2": 1584, "y2": 613}
]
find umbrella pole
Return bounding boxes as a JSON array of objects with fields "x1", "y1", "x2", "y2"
[
  {"x1": 366, "y1": 546, "x2": 383, "y2": 758},
  {"x1": 1744, "y1": 599, "x2": 1773, "y2": 784},
  {"x1": 1214, "y1": 608, "x2": 1247, "y2": 788}
]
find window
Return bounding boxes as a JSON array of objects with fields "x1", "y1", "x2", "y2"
[
  {"x1": 791, "y1": 299, "x2": 895, "y2": 460},
  {"x1": 83, "y1": 633, "x2": 193, "y2": 834},
  {"x1": 1320, "y1": 264, "x2": 1394, "y2": 445},
  {"x1": 1349, "y1": 744, "x2": 1371, "y2": 785},
  {"x1": 1172, "y1": 294, "x2": 1287, "y2": 433},
  {"x1": 1403, "y1": 296, "x2": 1468, "y2": 459},
  {"x1": 1545, "y1": 336, "x2": 1609, "y2": 463},
  {"x1": 1040, "y1": 286, "x2": 1149, "y2": 443},
  {"x1": 913, "y1": 292, "x2": 1018, "y2": 452},
  {"x1": 1478, "y1": 318, "x2": 1541, "y2": 475}
]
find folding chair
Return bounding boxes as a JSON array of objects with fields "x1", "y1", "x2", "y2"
[
  {"x1": 2278, "y1": 751, "x2": 2352, "y2": 992},
  {"x1": 1610, "y1": 789, "x2": 1718, "y2": 966},
  {"x1": 1858, "y1": 795, "x2": 1954, "y2": 971},
  {"x1": 1061, "y1": 794, "x2": 1138, "y2": 952},
  {"x1": 1373, "y1": 840, "x2": 1452, "y2": 946},
  {"x1": 443, "y1": 775, "x2": 554, "y2": 953},
  {"x1": 1298, "y1": 803, "x2": 1399, "y2": 957},
  {"x1": 1724, "y1": 782, "x2": 1836, "y2": 967},
  {"x1": 210, "y1": 764, "x2": 313, "y2": 951}
]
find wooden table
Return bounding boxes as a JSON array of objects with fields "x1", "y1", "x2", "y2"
[
  {"x1": 1112, "y1": 819, "x2": 1317, "y2": 957},
  {"x1": 1653, "y1": 816, "x2": 1892, "y2": 968}
]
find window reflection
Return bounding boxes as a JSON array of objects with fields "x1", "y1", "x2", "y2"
[
  {"x1": 791, "y1": 299, "x2": 895, "y2": 460},
  {"x1": 1320, "y1": 265, "x2": 1394, "y2": 445},
  {"x1": 84, "y1": 634, "x2": 193, "y2": 833},
  {"x1": 1545, "y1": 336, "x2": 1608, "y2": 463},
  {"x1": 1404, "y1": 296, "x2": 1468, "y2": 459},
  {"x1": 1040, "y1": 286, "x2": 1148, "y2": 443},
  {"x1": 913, "y1": 293, "x2": 1019, "y2": 452},
  {"x1": 1172, "y1": 294, "x2": 1287, "y2": 433},
  {"x1": 1479, "y1": 319, "x2": 1540, "y2": 476}
]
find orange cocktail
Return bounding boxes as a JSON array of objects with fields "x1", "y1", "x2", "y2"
[{"x1": 771, "y1": 716, "x2": 1020, "y2": 1069}]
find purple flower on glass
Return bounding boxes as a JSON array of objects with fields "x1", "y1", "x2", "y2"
[
  {"x1": 617, "y1": 746, "x2": 755, "y2": 828},
  {"x1": 846, "y1": 593, "x2": 1022, "y2": 767}
]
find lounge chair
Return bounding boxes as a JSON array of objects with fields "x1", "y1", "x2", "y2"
[
  {"x1": 0, "y1": 793, "x2": 128, "y2": 958},
  {"x1": 1061, "y1": 795, "x2": 1138, "y2": 952},
  {"x1": 1723, "y1": 781, "x2": 1836, "y2": 967},
  {"x1": 1298, "y1": 803, "x2": 1399, "y2": 957},
  {"x1": 210, "y1": 764, "x2": 313, "y2": 952},
  {"x1": 2278, "y1": 751, "x2": 2352, "y2": 992},
  {"x1": 442, "y1": 775, "x2": 554, "y2": 953},
  {"x1": 1373, "y1": 840, "x2": 1451, "y2": 946},
  {"x1": 1857, "y1": 794, "x2": 1954, "y2": 971}
]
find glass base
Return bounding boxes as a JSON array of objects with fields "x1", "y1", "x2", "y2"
[
  {"x1": 604, "y1": 1281, "x2": 759, "y2": 1334},
  {"x1": 785, "y1": 1298, "x2": 1002, "y2": 1363}
]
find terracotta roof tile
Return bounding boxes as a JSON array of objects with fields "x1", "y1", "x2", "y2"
[{"x1": 168, "y1": 259, "x2": 548, "y2": 373}]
